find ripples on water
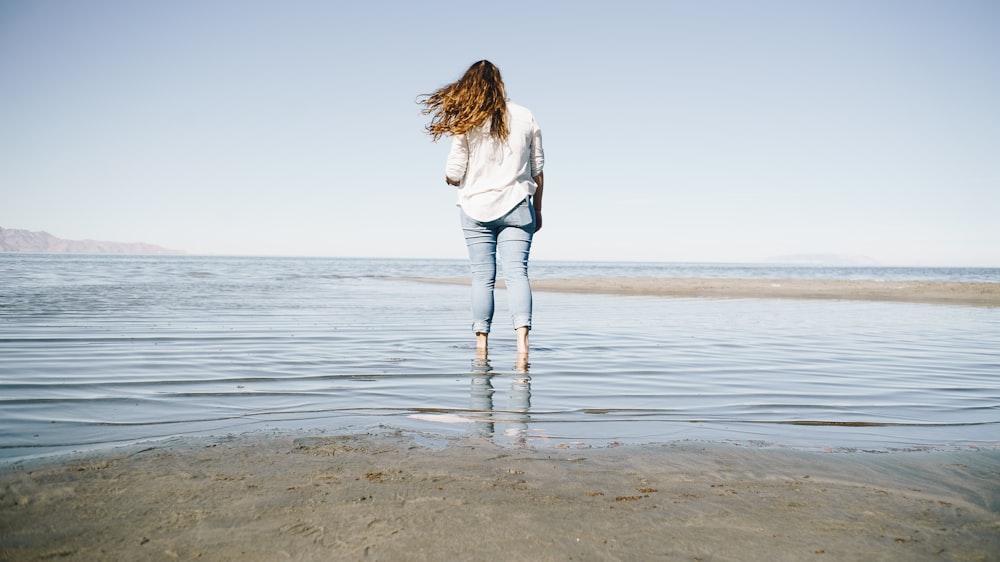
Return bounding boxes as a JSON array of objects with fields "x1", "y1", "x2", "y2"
[{"x1": 1, "y1": 254, "x2": 998, "y2": 461}]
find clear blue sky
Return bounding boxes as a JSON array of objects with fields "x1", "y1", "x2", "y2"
[{"x1": 2, "y1": 0, "x2": 998, "y2": 266}]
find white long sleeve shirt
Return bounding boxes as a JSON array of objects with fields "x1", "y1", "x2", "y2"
[{"x1": 445, "y1": 101, "x2": 544, "y2": 222}]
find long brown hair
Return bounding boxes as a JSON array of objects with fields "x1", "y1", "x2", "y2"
[{"x1": 419, "y1": 60, "x2": 508, "y2": 142}]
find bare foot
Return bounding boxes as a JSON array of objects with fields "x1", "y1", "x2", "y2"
[
  {"x1": 514, "y1": 353, "x2": 530, "y2": 374},
  {"x1": 476, "y1": 332, "x2": 489, "y2": 354},
  {"x1": 472, "y1": 353, "x2": 492, "y2": 374},
  {"x1": 515, "y1": 327, "x2": 529, "y2": 355}
]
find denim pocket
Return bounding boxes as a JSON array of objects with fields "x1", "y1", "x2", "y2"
[{"x1": 504, "y1": 201, "x2": 535, "y2": 229}]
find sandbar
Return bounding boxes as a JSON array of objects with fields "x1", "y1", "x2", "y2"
[
  {"x1": 1, "y1": 432, "x2": 997, "y2": 561},
  {"x1": 408, "y1": 277, "x2": 1000, "y2": 307}
]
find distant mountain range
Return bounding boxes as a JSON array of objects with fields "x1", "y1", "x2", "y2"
[{"x1": 0, "y1": 226, "x2": 183, "y2": 255}]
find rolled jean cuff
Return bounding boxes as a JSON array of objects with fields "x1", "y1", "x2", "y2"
[
  {"x1": 472, "y1": 320, "x2": 491, "y2": 334},
  {"x1": 511, "y1": 315, "x2": 531, "y2": 330}
]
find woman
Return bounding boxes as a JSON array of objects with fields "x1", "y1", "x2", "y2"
[{"x1": 420, "y1": 60, "x2": 544, "y2": 359}]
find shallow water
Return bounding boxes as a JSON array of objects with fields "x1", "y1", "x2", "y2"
[{"x1": 1, "y1": 254, "x2": 998, "y2": 461}]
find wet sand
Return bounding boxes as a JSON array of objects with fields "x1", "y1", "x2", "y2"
[
  {"x1": 408, "y1": 277, "x2": 1000, "y2": 307},
  {"x1": 1, "y1": 432, "x2": 997, "y2": 561}
]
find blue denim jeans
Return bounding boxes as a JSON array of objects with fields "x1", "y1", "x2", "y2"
[{"x1": 460, "y1": 200, "x2": 534, "y2": 334}]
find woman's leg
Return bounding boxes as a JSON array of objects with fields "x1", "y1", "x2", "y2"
[
  {"x1": 497, "y1": 201, "x2": 535, "y2": 354},
  {"x1": 460, "y1": 209, "x2": 498, "y2": 342},
  {"x1": 515, "y1": 326, "x2": 529, "y2": 357}
]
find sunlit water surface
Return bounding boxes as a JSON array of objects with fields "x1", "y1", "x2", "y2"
[{"x1": 1, "y1": 255, "x2": 998, "y2": 461}]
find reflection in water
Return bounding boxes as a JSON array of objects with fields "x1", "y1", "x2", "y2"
[
  {"x1": 470, "y1": 355, "x2": 532, "y2": 445},
  {"x1": 470, "y1": 357, "x2": 494, "y2": 437}
]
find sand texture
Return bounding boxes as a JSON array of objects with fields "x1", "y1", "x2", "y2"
[
  {"x1": 2, "y1": 433, "x2": 998, "y2": 561},
  {"x1": 408, "y1": 277, "x2": 1000, "y2": 307}
]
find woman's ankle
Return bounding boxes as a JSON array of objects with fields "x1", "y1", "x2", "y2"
[{"x1": 515, "y1": 327, "x2": 529, "y2": 355}]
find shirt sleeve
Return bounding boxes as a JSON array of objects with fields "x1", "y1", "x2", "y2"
[
  {"x1": 445, "y1": 135, "x2": 469, "y2": 185},
  {"x1": 530, "y1": 123, "x2": 544, "y2": 178}
]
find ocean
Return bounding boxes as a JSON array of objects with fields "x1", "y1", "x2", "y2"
[{"x1": 1, "y1": 254, "x2": 998, "y2": 461}]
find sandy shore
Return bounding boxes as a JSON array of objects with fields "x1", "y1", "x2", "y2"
[
  {"x1": 2, "y1": 432, "x2": 997, "y2": 561},
  {"x1": 408, "y1": 277, "x2": 1000, "y2": 307}
]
